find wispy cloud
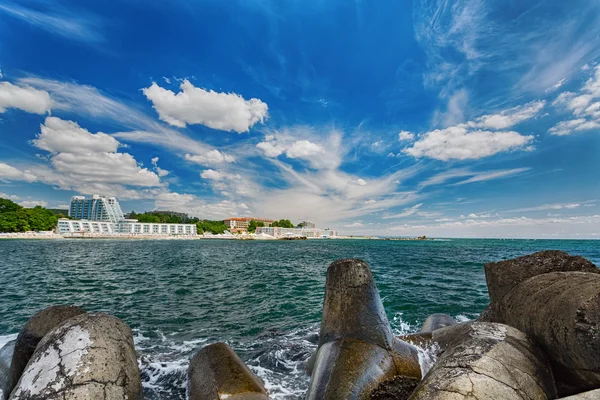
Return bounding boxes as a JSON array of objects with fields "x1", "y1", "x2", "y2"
[{"x1": 0, "y1": 2, "x2": 104, "y2": 43}]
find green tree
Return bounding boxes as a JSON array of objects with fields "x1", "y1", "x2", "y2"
[
  {"x1": 0, "y1": 198, "x2": 22, "y2": 213},
  {"x1": 247, "y1": 220, "x2": 265, "y2": 233},
  {"x1": 196, "y1": 220, "x2": 228, "y2": 234},
  {"x1": 26, "y1": 206, "x2": 58, "y2": 231}
]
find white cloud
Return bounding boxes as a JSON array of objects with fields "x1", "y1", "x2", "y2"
[
  {"x1": 142, "y1": 80, "x2": 268, "y2": 132},
  {"x1": 382, "y1": 203, "x2": 423, "y2": 219},
  {"x1": 353, "y1": 178, "x2": 367, "y2": 186},
  {"x1": 549, "y1": 118, "x2": 600, "y2": 135},
  {"x1": 185, "y1": 150, "x2": 235, "y2": 165},
  {"x1": 0, "y1": 81, "x2": 51, "y2": 114},
  {"x1": 19, "y1": 200, "x2": 48, "y2": 208},
  {"x1": 257, "y1": 129, "x2": 342, "y2": 170},
  {"x1": 154, "y1": 192, "x2": 251, "y2": 220},
  {"x1": 48, "y1": 152, "x2": 160, "y2": 187},
  {"x1": 452, "y1": 168, "x2": 530, "y2": 185},
  {"x1": 286, "y1": 140, "x2": 326, "y2": 158},
  {"x1": 547, "y1": 78, "x2": 566, "y2": 92},
  {"x1": 364, "y1": 200, "x2": 377, "y2": 204},
  {"x1": 0, "y1": 2, "x2": 103, "y2": 43},
  {"x1": 0, "y1": 192, "x2": 20, "y2": 201},
  {"x1": 382, "y1": 214, "x2": 600, "y2": 239},
  {"x1": 32, "y1": 117, "x2": 119, "y2": 154},
  {"x1": 0, "y1": 163, "x2": 37, "y2": 182},
  {"x1": 471, "y1": 101, "x2": 546, "y2": 130},
  {"x1": 550, "y1": 66, "x2": 600, "y2": 135},
  {"x1": 404, "y1": 125, "x2": 533, "y2": 161},
  {"x1": 344, "y1": 222, "x2": 364, "y2": 228},
  {"x1": 507, "y1": 202, "x2": 582, "y2": 213},
  {"x1": 200, "y1": 169, "x2": 226, "y2": 181},
  {"x1": 398, "y1": 130, "x2": 415, "y2": 141},
  {"x1": 151, "y1": 157, "x2": 169, "y2": 177}
]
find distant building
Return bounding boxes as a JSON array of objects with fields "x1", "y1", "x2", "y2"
[
  {"x1": 60, "y1": 195, "x2": 196, "y2": 236},
  {"x1": 69, "y1": 195, "x2": 124, "y2": 223},
  {"x1": 57, "y1": 219, "x2": 196, "y2": 235},
  {"x1": 256, "y1": 227, "x2": 337, "y2": 238},
  {"x1": 224, "y1": 217, "x2": 274, "y2": 232},
  {"x1": 298, "y1": 221, "x2": 316, "y2": 228}
]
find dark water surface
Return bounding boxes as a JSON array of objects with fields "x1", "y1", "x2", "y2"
[{"x1": 1, "y1": 239, "x2": 598, "y2": 398}]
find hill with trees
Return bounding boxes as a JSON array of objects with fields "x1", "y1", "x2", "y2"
[{"x1": 0, "y1": 198, "x2": 58, "y2": 232}]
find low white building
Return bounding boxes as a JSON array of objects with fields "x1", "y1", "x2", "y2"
[
  {"x1": 57, "y1": 218, "x2": 197, "y2": 236},
  {"x1": 255, "y1": 226, "x2": 337, "y2": 238}
]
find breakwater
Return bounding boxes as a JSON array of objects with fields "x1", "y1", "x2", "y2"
[
  {"x1": 0, "y1": 239, "x2": 599, "y2": 398},
  {"x1": 1, "y1": 248, "x2": 599, "y2": 398}
]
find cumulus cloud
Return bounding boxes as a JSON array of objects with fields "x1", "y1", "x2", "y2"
[
  {"x1": 151, "y1": 157, "x2": 169, "y2": 177},
  {"x1": 550, "y1": 66, "x2": 600, "y2": 135},
  {"x1": 352, "y1": 179, "x2": 368, "y2": 186},
  {"x1": 0, "y1": 163, "x2": 37, "y2": 182},
  {"x1": 286, "y1": 140, "x2": 326, "y2": 158},
  {"x1": 0, "y1": 81, "x2": 51, "y2": 114},
  {"x1": 398, "y1": 131, "x2": 415, "y2": 141},
  {"x1": 32, "y1": 117, "x2": 119, "y2": 154},
  {"x1": 256, "y1": 129, "x2": 341, "y2": 169},
  {"x1": 404, "y1": 126, "x2": 533, "y2": 161},
  {"x1": 49, "y1": 152, "x2": 160, "y2": 187},
  {"x1": 343, "y1": 222, "x2": 364, "y2": 228},
  {"x1": 154, "y1": 192, "x2": 251, "y2": 219},
  {"x1": 471, "y1": 101, "x2": 546, "y2": 130},
  {"x1": 185, "y1": 150, "x2": 235, "y2": 165},
  {"x1": 19, "y1": 200, "x2": 48, "y2": 208},
  {"x1": 142, "y1": 80, "x2": 268, "y2": 132}
]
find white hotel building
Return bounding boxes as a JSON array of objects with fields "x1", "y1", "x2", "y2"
[
  {"x1": 255, "y1": 226, "x2": 337, "y2": 238},
  {"x1": 58, "y1": 195, "x2": 196, "y2": 236}
]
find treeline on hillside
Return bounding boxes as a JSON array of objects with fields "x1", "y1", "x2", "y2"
[
  {"x1": 0, "y1": 198, "x2": 58, "y2": 232},
  {"x1": 271, "y1": 219, "x2": 295, "y2": 228},
  {"x1": 129, "y1": 211, "x2": 228, "y2": 235}
]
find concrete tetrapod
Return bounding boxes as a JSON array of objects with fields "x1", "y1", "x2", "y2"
[
  {"x1": 0, "y1": 341, "x2": 15, "y2": 399},
  {"x1": 4, "y1": 305, "x2": 86, "y2": 399},
  {"x1": 9, "y1": 313, "x2": 142, "y2": 400},
  {"x1": 306, "y1": 259, "x2": 421, "y2": 400},
  {"x1": 480, "y1": 252, "x2": 600, "y2": 395},
  {"x1": 409, "y1": 322, "x2": 557, "y2": 400},
  {"x1": 188, "y1": 342, "x2": 269, "y2": 400}
]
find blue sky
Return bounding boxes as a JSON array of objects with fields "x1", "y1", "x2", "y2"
[{"x1": 0, "y1": 0, "x2": 599, "y2": 238}]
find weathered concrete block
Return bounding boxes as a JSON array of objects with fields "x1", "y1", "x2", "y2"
[
  {"x1": 306, "y1": 259, "x2": 421, "y2": 400},
  {"x1": 409, "y1": 322, "x2": 557, "y2": 400},
  {"x1": 188, "y1": 342, "x2": 268, "y2": 400},
  {"x1": 370, "y1": 375, "x2": 420, "y2": 400},
  {"x1": 0, "y1": 341, "x2": 15, "y2": 399},
  {"x1": 5, "y1": 305, "x2": 86, "y2": 400},
  {"x1": 419, "y1": 314, "x2": 456, "y2": 334},
  {"x1": 481, "y1": 271, "x2": 600, "y2": 395},
  {"x1": 559, "y1": 389, "x2": 600, "y2": 399},
  {"x1": 9, "y1": 313, "x2": 142, "y2": 400},
  {"x1": 483, "y1": 250, "x2": 598, "y2": 304}
]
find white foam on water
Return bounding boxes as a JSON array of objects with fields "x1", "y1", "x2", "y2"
[
  {"x1": 391, "y1": 312, "x2": 419, "y2": 336},
  {"x1": 454, "y1": 314, "x2": 472, "y2": 323},
  {"x1": 0, "y1": 333, "x2": 17, "y2": 349},
  {"x1": 415, "y1": 341, "x2": 440, "y2": 378}
]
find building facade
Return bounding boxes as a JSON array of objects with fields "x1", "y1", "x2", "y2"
[
  {"x1": 224, "y1": 217, "x2": 274, "y2": 232},
  {"x1": 57, "y1": 219, "x2": 196, "y2": 235},
  {"x1": 299, "y1": 221, "x2": 316, "y2": 228},
  {"x1": 69, "y1": 195, "x2": 125, "y2": 223},
  {"x1": 256, "y1": 227, "x2": 337, "y2": 238},
  {"x1": 60, "y1": 195, "x2": 197, "y2": 236}
]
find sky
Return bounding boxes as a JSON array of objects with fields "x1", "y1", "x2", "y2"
[{"x1": 0, "y1": 0, "x2": 599, "y2": 238}]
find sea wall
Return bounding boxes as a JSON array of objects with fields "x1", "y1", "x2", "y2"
[{"x1": 0, "y1": 250, "x2": 598, "y2": 399}]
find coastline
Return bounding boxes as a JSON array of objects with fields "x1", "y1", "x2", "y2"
[{"x1": 0, "y1": 232, "x2": 434, "y2": 241}]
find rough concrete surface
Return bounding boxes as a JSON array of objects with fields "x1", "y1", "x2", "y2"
[
  {"x1": 409, "y1": 322, "x2": 557, "y2": 400},
  {"x1": 188, "y1": 342, "x2": 269, "y2": 400},
  {"x1": 6, "y1": 305, "x2": 86, "y2": 399},
  {"x1": 9, "y1": 312, "x2": 141, "y2": 400}
]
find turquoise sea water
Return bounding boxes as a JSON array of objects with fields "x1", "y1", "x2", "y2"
[{"x1": 0, "y1": 238, "x2": 598, "y2": 398}]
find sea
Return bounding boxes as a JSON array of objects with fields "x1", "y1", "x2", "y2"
[{"x1": 0, "y1": 238, "x2": 598, "y2": 399}]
